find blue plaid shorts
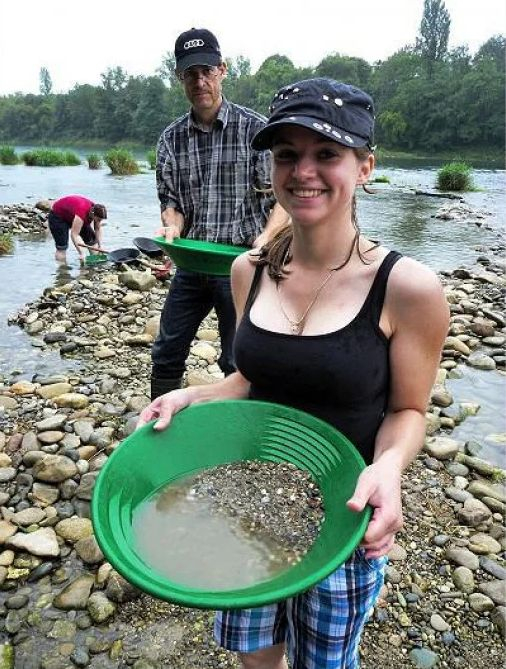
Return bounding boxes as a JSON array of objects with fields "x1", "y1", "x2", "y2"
[{"x1": 215, "y1": 549, "x2": 387, "y2": 669}]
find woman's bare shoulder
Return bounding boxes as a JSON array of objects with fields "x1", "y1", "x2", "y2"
[{"x1": 386, "y1": 255, "x2": 449, "y2": 328}]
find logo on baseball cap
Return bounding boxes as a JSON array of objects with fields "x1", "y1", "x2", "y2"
[{"x1": 174, "y1": 28, "x2": 222, "y2": 73}]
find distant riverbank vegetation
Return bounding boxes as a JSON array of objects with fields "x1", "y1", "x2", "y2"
[
  {"x1": 21, "y1": 148, "x2": 81, "y2": 167},
  {"x1": 0, "y1": 2, "x2": 504, "y2": 162}
]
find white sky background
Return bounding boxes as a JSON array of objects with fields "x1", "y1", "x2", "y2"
[{"x1": 0, "y1": 0, "x2": 504, "y2": 95}]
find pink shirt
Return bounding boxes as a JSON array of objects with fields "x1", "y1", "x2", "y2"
[{"x1": 51, "y1": 195, "x2": 94, "y2": 225}]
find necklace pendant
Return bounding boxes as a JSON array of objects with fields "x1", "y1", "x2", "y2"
[{"x1": 291, "y1": 323, "x2": 300, "y2": 334}]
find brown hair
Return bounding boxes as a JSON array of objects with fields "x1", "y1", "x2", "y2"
[
  {"x1": 256, "y1": 147, "x2": 375, "y2": 281},
  {"x1": 91, "y1": 203, "x2": 107, "y2": 220}
]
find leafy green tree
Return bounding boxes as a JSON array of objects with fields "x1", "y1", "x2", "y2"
[
  {"x1": 133, "y1": 77, "x2": 168, "y2": 145},
  {"x1": 416, "y1": 0, "x2": 451, "y2": 78},
  {"x1": 314, "y1": 54, "x2": 371, "y2": 88},
  {"x1": 226, "y1": 55, "x2": 251, "y2": 79},
  {"x1": 39, "y1": 67, "x2": 53, "y2": 96},
  {"x1": 254, "y1": 55, "x2": 298, "y2": 113},
  {"x1": 377, "y1": 110, "x2": 407, "y2": 146},
  {"x1": 474, "y1": 35, "x2": 505, "y2": 71},
  {"x1": 157, "y1": 52, "x2": 178, "y2": 87}
]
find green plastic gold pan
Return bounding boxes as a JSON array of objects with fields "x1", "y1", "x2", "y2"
[
  {"x1": 91, "y1": 400, "x2": 370, "y2": 610},
  {"x1": 153, "y1": 237, "x2": 248, "y2": 275}
]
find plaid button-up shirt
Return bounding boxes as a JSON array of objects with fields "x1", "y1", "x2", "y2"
[{"x1": 156, "y1": 98, "x2": 276, "y2": 247}]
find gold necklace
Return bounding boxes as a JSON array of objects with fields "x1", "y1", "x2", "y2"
[{"x1": 276, "y1": 233, "x2": 358, "y2": 335}]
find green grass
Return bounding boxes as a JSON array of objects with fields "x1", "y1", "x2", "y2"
[
  {"x1": 104, "y1": 148, "x2": 139, "y2": 175},
  {"x1": 147, "y1": 149, "x2": 156, "y2": 170},
  {"x1": 87, "y1": 153, "x2": 102, "y2": 169},
  {"x1": 372, "y1": 175, "x2": 390, "y2": 183},
  {"x1": 436, "y1": 162, "x2": 473, "y2": 191},
  {"x1": 0, "y1": 233, "x2": 14, "y2": 255},
  {"x1": 21, "y1": 148, "x2": 81, "y2": 167},
  {"x1": 0, "y1": 146, "x2": 18, "y2": 165}
]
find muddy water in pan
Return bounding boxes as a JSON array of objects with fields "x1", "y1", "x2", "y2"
[{"x1": 132, "y1": 477, "x2": 297, "y2": 590}]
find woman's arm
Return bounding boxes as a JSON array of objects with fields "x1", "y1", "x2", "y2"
[
  {"x1": 347, "y1": 258, "x2": 450, "y2": 558},
  {"x1": 70, "y1": 216, "x2": 85, "y2": 260},
  {"x1": 137, "y1": 253, "x2": 256, "y2": 431}
]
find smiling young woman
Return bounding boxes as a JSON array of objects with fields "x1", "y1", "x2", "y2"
[{"x1": 139, "y1": 77, "x2": 450, "y2": 669}]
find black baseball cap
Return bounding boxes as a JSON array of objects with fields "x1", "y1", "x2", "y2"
[
  {"x1": 252, "y1": 78, "x2": 375, "y2": 151},
  {"x1": 174, "y1": 28, "x2": 222, "y2": 73}
]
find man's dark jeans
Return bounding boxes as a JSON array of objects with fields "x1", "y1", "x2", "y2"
[{"x1": 151, "y1": 269, "x2": 236, "y2": 380}]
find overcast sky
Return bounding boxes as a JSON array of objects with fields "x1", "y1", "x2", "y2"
[{"x1": 1, "y1": 0, "x2": 504, "y2": 95}]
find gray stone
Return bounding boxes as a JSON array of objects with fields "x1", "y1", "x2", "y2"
[
  {"x1": 35, "y1": 415, "x2": 67, "y2": 431},
  {"x1": 491, "y1": 606, "x2": 506, "y2": 636},
  {"x1": 53, "y1": 573, "x2": 95, "y2": 610},
  {"x1": 457, "y1": 498, "x2": 493, "y2": 527},
  {"x1": 75, "y1": 535, "x2": 104, "y2": 564},
  {"x1": 480, "y1": 556, "x2": 506, "y2": 580},
  {"x1": 468, "y1": 532, "x2": 502, "y2": 555},
  {"x1": 408, "y1": 647, "x2": 440, "y2": 668},
  {"x1": 467, "y1": 352, "x2": 496, "y2": 369},
  {"x1": 106, "y1": 570, "x2": 142, "y2": 602},
  {"x1": 469, "y1": 592, "x2": 495, "y2": 612},
  {"x1": 55, "y1": 517, "x2": 93, "y2": 543},
  {"x1": 7, "y1": 528, "x2": 59, "y2": 557},
  {"x1": 478, "y1": 580, "x2": 506, "y2": 605},
  {"x1": 445, "y1": 546, "x2": 480, "y2": 570},
  {"x1": 452, "y1": 566, "x2": 475, "y2": 593},
  {"x1": 424, "y1": 436, "x2": 461, "y2": 460},
  {"x1": 31, "y1": 482, "x2": 60, "y2": 506},
  {"x1": 87, "y1": 591, "x2": 116, "y2": 623},
  {"x1": 33, "y1": 454, "x2": 78, "y2": 482}
]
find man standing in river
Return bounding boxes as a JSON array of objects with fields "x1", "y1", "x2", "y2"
[{"x1": 151, "y1": 27, "x2": 287, "y2": 400}]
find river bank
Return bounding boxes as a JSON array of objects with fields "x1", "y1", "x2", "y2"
[{"x1": 0, "y1": 203, "x2": 505, "y2": 668}]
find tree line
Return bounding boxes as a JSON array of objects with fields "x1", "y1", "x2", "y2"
[{"x1": 0, "y1": 1, "x2": 504, "y2": 154}]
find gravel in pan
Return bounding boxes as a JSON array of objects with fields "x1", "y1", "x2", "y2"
[{"x1": 188, "y1": 459, "x2": 325, "y2": 560}]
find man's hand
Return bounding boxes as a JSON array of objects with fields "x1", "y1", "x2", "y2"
[{"x1": 157, "y1": 208, "x2": 185, "y2": 243}]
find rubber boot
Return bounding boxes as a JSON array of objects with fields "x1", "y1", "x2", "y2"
[{"x1": 150, "y1": 375, "x2": 182, "y2": 401}]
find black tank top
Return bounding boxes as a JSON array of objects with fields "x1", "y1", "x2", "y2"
[{"x1": 234, "y1": 250, "x2": 402, "y2": 464}]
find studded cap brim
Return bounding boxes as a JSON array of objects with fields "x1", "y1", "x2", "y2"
[{"x1": 251, "y1": 116, "x2": 370, "y2": 151}]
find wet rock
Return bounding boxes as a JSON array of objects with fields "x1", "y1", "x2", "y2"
[
  {"x1": 87, "y1": 591, "x2": 116, "y2": 623},
  {"x1": 479, "y1": 556, "x2": 506, "y2": 580},
  {"x1": 75, "y1": 535, "x2": 104, "y2": 564},
  {"x1": 105, "y1": 570, "x2": 142, "y2": 602},
  {"x1": 467, "y1": 352, "x2": 497, "y2": 369},
  {"x1": 53, "y1": 573, "x2": 95, "y2": 610},
  {"x1": 7, "y1": 527, "x2": 59, "y2": 557}
]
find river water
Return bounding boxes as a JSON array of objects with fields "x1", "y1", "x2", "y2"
[{"x1": 0, "y1": 161, "x2": 505, "y2": 465}]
